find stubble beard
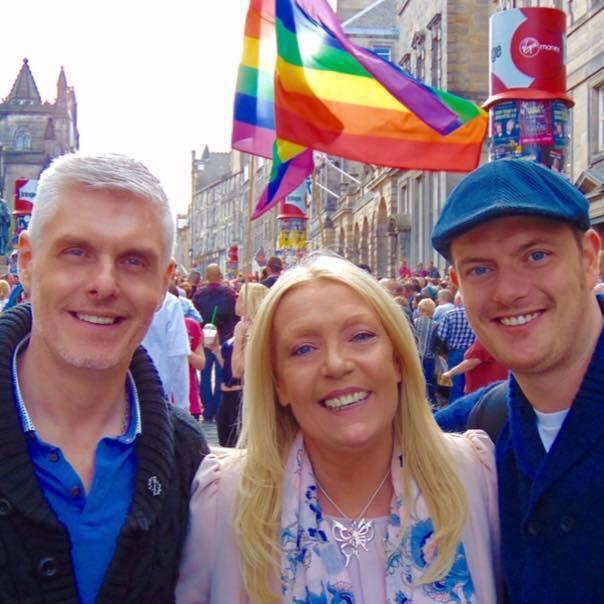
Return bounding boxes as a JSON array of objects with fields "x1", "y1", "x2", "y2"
[
  {"x1": 484, "y1": 275, "x2": 588, "y2": 377},
  {"x1": 30, "y1": 297, "x2": 127, "y2": 372}
]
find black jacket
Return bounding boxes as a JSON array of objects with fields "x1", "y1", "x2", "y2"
[
  {"x1": 192, "y1": 283, "x2": 237, "y2": 342},
  {"x1": 0, "y1": 304, "x2": 209, "y2": 603}
]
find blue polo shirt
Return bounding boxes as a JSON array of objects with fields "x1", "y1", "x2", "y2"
[{"x1": 12, "y1": 337, "x2": 142, "y2": 604}]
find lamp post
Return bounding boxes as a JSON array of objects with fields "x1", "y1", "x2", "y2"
[{"x1": 276, "y1": 183, "x2": 308, "y2": 268}]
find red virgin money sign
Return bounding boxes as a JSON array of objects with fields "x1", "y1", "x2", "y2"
[
  {"x1": 14, "y1": 179, "x2": 38, "y2": 213},
  {"x1": 486, "y1": 7, "x2": 572, "y2": 108}
]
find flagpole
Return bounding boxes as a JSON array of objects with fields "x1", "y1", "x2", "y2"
[
  {"x1": 313, "y1": 169, "x2": 325, "y2": 249},
  {"x1": 245, "y1": 155, "x2": 255, "y2": 276}
]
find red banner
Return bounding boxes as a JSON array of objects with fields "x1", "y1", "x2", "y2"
[{"x1": 14, "y1": 179, "x2": 38, "y2": 213}]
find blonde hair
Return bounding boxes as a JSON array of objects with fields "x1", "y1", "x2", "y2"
[
  {"x1": 233, "y1": 254, "x2": 468, "y2": 603},
  {"x1": 418, "y1": 297, "x2": 436, "y2": 316},
  {"x1": 0, "y1": 279, "x2": 9, "y2": 299},
  {"x1": 239, "y1": 283, "x2": 269, "y2": 320}
]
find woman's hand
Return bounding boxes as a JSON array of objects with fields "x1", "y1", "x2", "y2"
[{"x1": 205, "y1": 333, "x2": 221, "y2": 354}]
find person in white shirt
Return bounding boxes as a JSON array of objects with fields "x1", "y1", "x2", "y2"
[{"x1": 142, "y1": 292, "x2": 190, "y2": 409}]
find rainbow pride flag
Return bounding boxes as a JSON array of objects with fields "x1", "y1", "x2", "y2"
[
  {"x1": 232, "y1": 0, "x2": 278, "y2": 158},
  {"x1": 233, "y1": 0, "x2": 488, "y2": 219},
  {"x1": 275, "y1": 0, "x2": 488, "y2": 171},
  {"x1": 252, "y1": 141, "x2": 313, "y2": 219},
  {"x1": 233, "y1": 0, "x2": 314, "y2": 218}
]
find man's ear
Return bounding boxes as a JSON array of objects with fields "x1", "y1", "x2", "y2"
[
  {"x1": 161, "y1": 258, "x2": 176, "y2": 295},
  {"x1": 17, "y1": 232, "x2": 33, "y2": 292},
  {"x1": 450, "y1": 266, "x2": 460, "y2": 290},
  {"x1": 582, "y1": 229, "x2": 601, "y2": 288}
]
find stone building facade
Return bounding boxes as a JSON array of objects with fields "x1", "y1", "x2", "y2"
[
  {"x1": 322, "y1": 0, "x2": 491, "y2": 277},
  {"x1": 0, "y1": 59, "x2": 79, "y2": 212},
  {"x1": 189, "y1": 149, "x2": 244, "y2": 272},
  {"x1": 562, "y1": 0, "x2": 603, "y2": 235},
  {"x1": 188, "y1": 148, "x2": 277, "y2": 276}
]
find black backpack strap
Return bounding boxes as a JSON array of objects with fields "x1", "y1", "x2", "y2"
[{"x1": 467, "y1": 380, "x2": 509, "y2": 443}]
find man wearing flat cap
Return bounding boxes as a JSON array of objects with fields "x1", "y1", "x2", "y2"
[{"x1": 432, "y1": 159, "x2": 603, "y2": 604}]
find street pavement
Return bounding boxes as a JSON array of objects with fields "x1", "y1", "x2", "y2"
[{"x1": 200, "y1": 419, "x2": 219, "y2": 447}]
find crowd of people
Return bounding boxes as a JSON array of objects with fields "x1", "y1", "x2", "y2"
[
  {"x1": 0, "y1": 153, "x2": 602, "y2": 604},
  {"x1": 378, "y1": 267, "x2": 508, "y2": 408}
]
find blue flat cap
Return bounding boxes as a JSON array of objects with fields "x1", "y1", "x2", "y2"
[{"x1": 432, "y1": 159, "x2": 591, "y2": 260}]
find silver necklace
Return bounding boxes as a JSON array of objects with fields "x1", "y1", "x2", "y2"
[{"x1": 317, "y1": 470, "x2": 390, "y2": 567}]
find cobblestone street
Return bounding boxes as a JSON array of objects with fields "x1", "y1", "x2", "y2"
[{"x1": 200, "y1": 419, "x2": 219, "y2": 447}]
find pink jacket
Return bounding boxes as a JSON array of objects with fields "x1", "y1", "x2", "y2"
[{"x1": 176, "y1": 431, "x2": 501, "y2": 603}]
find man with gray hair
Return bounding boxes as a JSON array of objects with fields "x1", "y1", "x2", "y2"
[{"x1": 0, "y1": 153, "x2": 208, "y2": 603}]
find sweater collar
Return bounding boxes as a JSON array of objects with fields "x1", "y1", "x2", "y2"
[
  {"x1": 11, "y1": 335, "x2": 142, "y2": 440},
  {"x1": 0, "y1": 304, "x2": 175, "y2": 532}
]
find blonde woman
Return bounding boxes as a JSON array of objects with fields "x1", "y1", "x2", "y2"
[
  {"x1": 210, "y1": 282, "x2": 268, "y2": 447},
  {"x1": 176, "y1": 255, "x2": 500, "y2": 603}
]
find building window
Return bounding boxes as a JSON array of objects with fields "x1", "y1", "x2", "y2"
[
  {"x1": 400, "y1": 53, "x2": 411, "y2": 75},
  {"x1": 14, "y1": 127, "x2": 31, "y2": 151},
  {"x1": 428, "y1": 14, "x2": 442, "y2": 88},
  {"x1": 411, "y1": 32, "x2": 426, "y2": 82},
  {"x1": 372, "y1": 45, "x2": 392, "y2": 62},
  {"x1": 399, "y1": 184, "x2": 409, "y2": 215}
]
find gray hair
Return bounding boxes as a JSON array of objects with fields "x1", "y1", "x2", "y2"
[{"x1": 28, "y1": 152, "x2": 175, "y2": 264}]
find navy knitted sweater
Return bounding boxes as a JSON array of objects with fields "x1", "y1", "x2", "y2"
[
  {"x1": 498, "y1": 297, "x2": 604, "y2": 603},
  {"x1": 0, "y1": 304, "x2": 209, "y2": 603}
]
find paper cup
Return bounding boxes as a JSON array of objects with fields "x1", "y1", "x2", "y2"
[{"x1": 202, "y1": 323, "x2": 218, "y2": 345}]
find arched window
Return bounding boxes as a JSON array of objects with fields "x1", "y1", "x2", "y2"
[{"x1": 14, "y1": 127, "x2": 32, "y2": 150}]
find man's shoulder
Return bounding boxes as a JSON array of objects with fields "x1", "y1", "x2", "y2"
[
  {"x1": 194, "y1": 283, "x2": 234, "y2": 298},
  {"x1": 193, "y1": 284, "x2": 212, "y2": 297},
  {"x1": 161, "y1": 293, "x2": 186, "y2": 320},
  {"x1": 261, "y1": 275, "x2": 278, "y2": 287},
  {"x1": 164, "y1": 292, "x2": 180, "y2": 307},
  {"x1": 0, "y1": 300, "x2": 31, "y2": 329},
  {"x1": 435, "y1": 382, "x2": 506, "y2": 434},
  {"x1": 168, "y1": 406, "x2": 210, "y2": 458},
  {"x1": 415, "y1": 316, "x2": 434, "y2": 329},
  {"x1": 435, "y1": 392, "x2": 483, "y2": 432},
  {"x1": 169, "y1": 406, "x2": 205, "y2": 440},
  {"x1": 441, "y1": 306, "x2": 458, "y2": 321}
]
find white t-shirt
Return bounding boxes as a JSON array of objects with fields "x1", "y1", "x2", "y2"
[
  {"x1": 142, "y1": 292, "x2": 191, "y2": 409},
  {"x1": 534, "y1": 408, "x2": 570, "y2": 452}
]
